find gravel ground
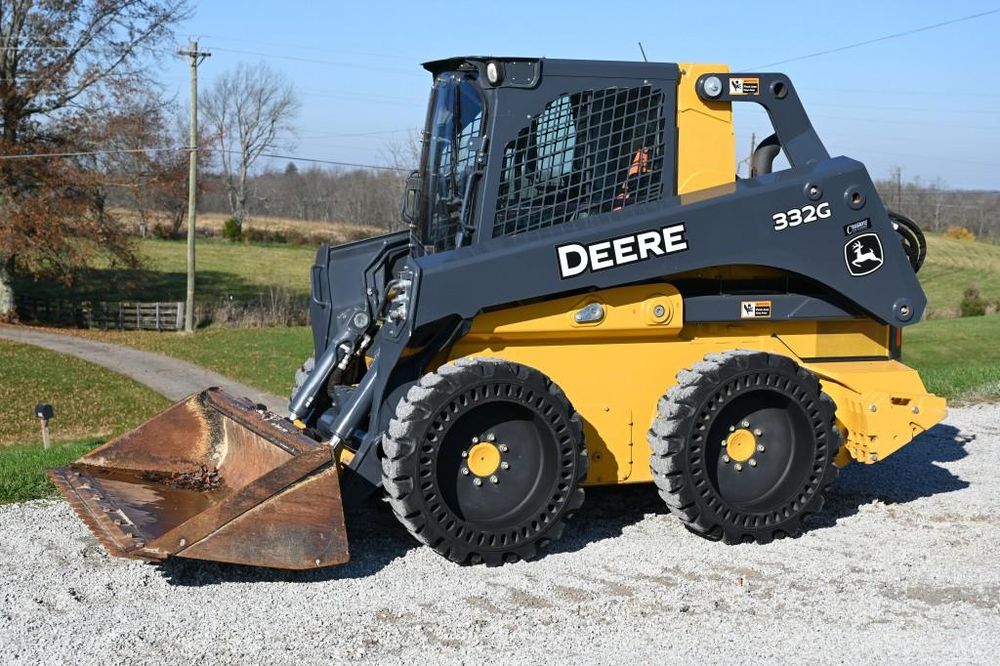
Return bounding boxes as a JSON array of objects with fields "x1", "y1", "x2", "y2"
[{"x1": 2, "y1": 404, "x2": 998, "y2": 664}]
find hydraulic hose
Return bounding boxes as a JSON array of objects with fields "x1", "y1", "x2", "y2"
[{"x1": 888, "y1": 209, "x2": 927, "y2": 273}]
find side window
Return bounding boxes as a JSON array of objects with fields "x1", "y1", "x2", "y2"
[
  {"x1": 536, "y1": 96, "x2": 576, "y2": 182},
  {"x1": 494, "y1": 85, "x2": 664, "y2": 238}
]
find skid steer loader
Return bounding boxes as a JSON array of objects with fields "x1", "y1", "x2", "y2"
[{"x1": 50, "y1": 57, "x2": 946, "y2": 569}]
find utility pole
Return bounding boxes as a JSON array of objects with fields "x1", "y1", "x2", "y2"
[{"x1": 178, "y1": 40, "x2": 211, "y2": 333}]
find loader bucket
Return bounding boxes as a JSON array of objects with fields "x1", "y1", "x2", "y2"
[{"x1": 47, "y1": 389, "x2": 349, "y2": 570}]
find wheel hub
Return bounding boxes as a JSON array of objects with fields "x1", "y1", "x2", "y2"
[
  {"x1": 467, "y1": 441, "x2": 502, "y2": 477},
  {"x1": 725, "y1": 428, "x2": 757, "y2": 462}
]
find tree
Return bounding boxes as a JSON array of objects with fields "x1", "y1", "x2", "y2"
[
  {"x1": 201, "y1": 62, "x2": 298, "y2": 231},
  {"x1": 0, "y1": 0, "x2": 190, "y2": 321}
]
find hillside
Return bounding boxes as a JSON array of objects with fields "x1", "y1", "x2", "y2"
[{"x1": 921, "y1": 234, "x2": 1000, "y2": 318}]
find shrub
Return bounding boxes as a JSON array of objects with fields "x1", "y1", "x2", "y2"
[
  {"x1": 221, "y1": 217, "x2": 242, "y2": 242},
  {"x1": 243, "y1": 226, "x2": 288, "y2": 244},
  {"x1": 943, "y1": 225, "x2": 976, "y2": 241},
  {"x1": 151, "y1": 223, "x2": 181, "y2": 240},
  {"x1": 960, "y1": 287, "x2": 988, "y2": 317}
]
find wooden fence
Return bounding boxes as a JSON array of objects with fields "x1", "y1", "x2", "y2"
[{"x1": 17, "y1": 297, "x2": 185, "y2": 331}]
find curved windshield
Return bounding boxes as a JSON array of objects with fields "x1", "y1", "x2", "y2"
[{"x1": 422, "y1": 72, "x2": 484, "y2": 252}]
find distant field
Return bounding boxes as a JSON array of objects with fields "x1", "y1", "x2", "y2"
[
  {"x1": 19, "y1": 238, "x2": 319, "y2": 302},
  {"x1": 18, "y1": 212, "x2": 388, "y2": 304},
  {"x1": 114, "y1": 209, "x2": 382, "y2": 241},
  {"x1": 920, "y1": 234, "x2": 1000, "y2": 318}
]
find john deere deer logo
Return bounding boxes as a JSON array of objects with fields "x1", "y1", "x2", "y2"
[{"x1": 843, "y1": 233, "x2": 884, "y2": 276}]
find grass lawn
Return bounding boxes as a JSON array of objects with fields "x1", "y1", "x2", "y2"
[
  {"x1": 902, "y1": 314, "x2": 1000, "y2": 403},
  {"x1": 62, "y1": 326, "x2": 314, "y2": 398},
  {"x1": 0, "y1": 438, "x2": 103, "y2": 504},
  {"x1": 0, "y1": 340, "x2": 169, "y2": 447},
  {"x1": 921, "y1": 235, "x2": 1000, "y2": 318},
  {"x1": 0, "y1": 339, "x2": 169, "y2": 503}
]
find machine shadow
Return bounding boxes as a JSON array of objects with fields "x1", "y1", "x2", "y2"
[
  {"x1": 808, "y1": 422, "x2": 972, "y2": 530},
  {"x1": 543, "y1": 484, "x2": 667, "y2": 557},
  {"x1": 159, "y1": 497, "x2": 418, "y2": 586}
]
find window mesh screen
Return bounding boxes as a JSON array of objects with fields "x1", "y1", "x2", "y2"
[{"x1": 493, "y1": 85, "x2": 665, "y2": 238}]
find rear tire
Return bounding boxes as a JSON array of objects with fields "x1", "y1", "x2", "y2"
[
  {"x1": 648, "y1": 350, "x2": 840, "y2": 544},
  {"x1": 381, "y1": 357, "x2": 587, "y2": 565}
]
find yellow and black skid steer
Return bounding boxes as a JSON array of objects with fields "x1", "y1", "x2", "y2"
[{"x1": 50, "y1": 57, "x2": 946, "y2": 569}]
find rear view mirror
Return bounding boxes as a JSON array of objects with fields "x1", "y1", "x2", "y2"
[{"x1": 400, "y1": 170, "x2": 420, "y2": 226}]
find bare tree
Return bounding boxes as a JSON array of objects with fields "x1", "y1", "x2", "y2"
[
  {"x1": 200, "y1": 62, "x2": 299, "y2": 231},
  {"x1": 0, "y1": 0, "x2": 189, "y2": 321}
]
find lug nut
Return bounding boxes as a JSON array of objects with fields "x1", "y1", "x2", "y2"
[
  {"x1": 729, "y1": 425, "x2": 736, "y2": 433},
  {"x1": 749, "y1": 458, "x2": 757, "y2": 467},
  {"x1": 487, "y1": 433, "x2": 496, "y2": 442},
  {"x1": 722, "y1": 455, "x2": 731, "y2": 464},
  {"x1": 461, "y1": 467, "x2": 470, "y2": 475},
  {"x1": 756, "y1": 444, "x2": 765, "y2": 453},
  {"x1": 473, "y1": 478, "x2": 483, "y2": 486},
  {"x1": 742, "y1": 421, "x2": 750, "y2": 428},
  {"x1": 734, "y1": 463, "x2": 743, "y2": 472},
  {"x1": 461, "y1": 450, "x2": 468, "y2": 458},
  {"x1": 472, "y1": 436, "x2": 479, "y2": 444},
  {"x1": 500, "y1": 462, "x2": 510, "y2": 470},
  {"x1": 753, "y1": 429, "x2": 762, "y2": 437},
  {"x1": 498, "y1": 444, "x2": 509, "y2": 452},
  {"x1": 490, "y1": 475, "x2": 499, "y2": 484}
]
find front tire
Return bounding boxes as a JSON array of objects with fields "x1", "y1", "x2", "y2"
[
  {"x1": 381, "y1": 358, "x2": 587, "y2": 565},
  {"x1": 648, "y1": 350, "x2": 840, "y2": 544}
]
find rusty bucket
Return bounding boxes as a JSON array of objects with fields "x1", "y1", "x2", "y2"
[{"x1": 48, "y1": 389, "x2": 349, "y2": 570}]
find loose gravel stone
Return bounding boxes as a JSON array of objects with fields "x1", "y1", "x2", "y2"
[{"x1": 1, "y1": 405, "x2": 998, "y2": 664}]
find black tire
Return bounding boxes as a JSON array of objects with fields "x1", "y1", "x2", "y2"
[
  {"x1": 648, "y1": 350, "x2": 840, "y2": 545},
  {"x1": 381, "y1": 357, "x2": 587, "y2": 565}
]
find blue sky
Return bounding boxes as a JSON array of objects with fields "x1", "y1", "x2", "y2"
[{"x1": 163, "y1": 1, "x2": 1000, "y2": 190}]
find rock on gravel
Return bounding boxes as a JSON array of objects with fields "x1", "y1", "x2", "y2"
[{"x1": 2, "y1": 405, "x2": 999, "y2": 664}]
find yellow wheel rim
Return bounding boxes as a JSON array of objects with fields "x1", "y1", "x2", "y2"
[
  {"x1": 726, "y1": 428, "x2": 756, "y2": 462},
  {"x1": 467, "y1": 442, "x2": 501, "y2": 477}
]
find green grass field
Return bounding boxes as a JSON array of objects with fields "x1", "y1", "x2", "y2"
[
  {"x1": 0, "y1": 439, "x2": 103, "y2": 504},
  {"x1": 66, "y1": 326, "x2": 313, "y2": 397},
  {"x1": 921, "y1": 235, "x2": 1000, "y2": 318},
  {"x1": 903, "y1": 314, "x2": 1000, "y2": 403},
  {"x1": 0, "y1": 340, "x2": 168, "y2": 447},
  {"x1": 18, "y1": 238, "x2": 319, "y2": 302}
]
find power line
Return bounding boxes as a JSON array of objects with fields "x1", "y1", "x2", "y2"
[
  {"x1": 0, "y1": 147, "x2": 185, "y2": 160},
  {"x1": 198, "y1": 34, "x2": 413, "y2": 62},
  {"x1": 749, "y1": 8, "x2": 1000, "y2": 68},
  {"x1": 205, "y1": 46, "x2": 423, "y2": 77},
  {"x1": 0, "y1": 146, "x2": 409, "y2": 172},
  {"x1": 249, "y1": 151, "x2": 408, "y2": 172}
]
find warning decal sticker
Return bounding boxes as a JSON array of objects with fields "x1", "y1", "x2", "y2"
[
  {"x1": 729, "y1": 77, "x2": 760, "y2": 95},
  {"x1": 740, "y1": 300, "x2": 772, "y2": 319}
]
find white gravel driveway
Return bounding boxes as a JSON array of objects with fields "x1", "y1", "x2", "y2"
[{"x1": 1, "y1": 404, "x2": 997, "y2": 664}]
